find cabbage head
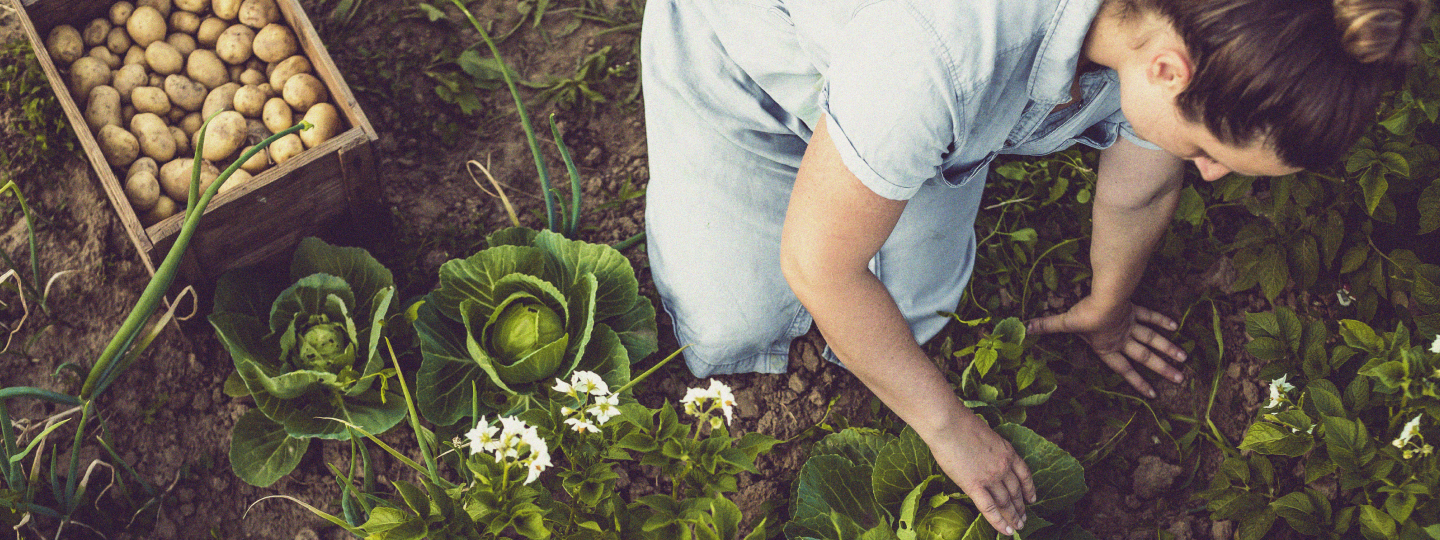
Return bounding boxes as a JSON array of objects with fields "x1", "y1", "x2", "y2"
[
  {"x1": 209, "y1": 238, "x2": 404, "y2": 487},
  {"x1": 413, "y1": 228, "x2": 657, "y2": 425}
]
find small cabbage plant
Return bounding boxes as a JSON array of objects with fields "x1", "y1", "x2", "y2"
[
  {"x1": 209, "y1": 237, "x2": 404, "y2": 487},
  {"x1": 784, "y1": 424, "x2": 1093, "y2": 540},
  {"x1": 414, "y1": 227, "x2": 657, "y2": 425}
]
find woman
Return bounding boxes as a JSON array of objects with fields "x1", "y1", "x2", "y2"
[{"x1": 641, "y1": 0, "x2": 1427, "y2": 533}]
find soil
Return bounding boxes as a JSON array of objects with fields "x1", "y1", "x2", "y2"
[{"x1": 0, "y1": 1, "x2": 1297, "y2": 539}]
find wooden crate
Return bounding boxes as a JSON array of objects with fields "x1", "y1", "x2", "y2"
[{"x1": 10, "y1": 0, "x2": 379, "y2": 279}]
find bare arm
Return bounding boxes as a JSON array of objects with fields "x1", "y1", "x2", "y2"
[
  {"x1": 781, "y1": 115, "x2": 1034, "y2": 535},
  {"x1": 1027, "y1": 137, "x2": 1189, "y2": 397}
]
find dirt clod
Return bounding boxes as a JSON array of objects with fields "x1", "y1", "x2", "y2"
[
  {"x1": 1211, "y1": 519, "x2": 1235, "y2": 540},
  {"x1": 1132, "y1": 455, "x2": 1183, "y2": 499}
]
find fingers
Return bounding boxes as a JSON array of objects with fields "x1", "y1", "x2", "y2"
[
  {"x1": 1025, "y1": 312, "x2": 1071, "y2": 336},
  {"x1": 1132, "y1": 305, "x2": 1179, "y2": 332},
  {"x1": 1129, "y1": 320, "x2": 1187, "y2": 363},
  {"x1": 1122, "y1": 334, "x2": 1185, "y2": 385},
  {"x1": 1013, "y1": 456, "x2": 1036, "y2": 504},
  {"x1": 972, "y1": 484, "x2": 1023, "y2": 536},
  {"x1": 1101, "y1": 351, "x2": 1156, "y2": 398}
]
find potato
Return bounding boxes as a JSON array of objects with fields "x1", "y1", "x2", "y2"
[
  {"x1": 106, "y1": 27, "x2": 133, "y2": 56},
  {"x1": 87, "y1": 46, "x2": 122, "y2": 70},
  {"x1": 128, "y1": 157, "x2": 158, "y2": 180},
  {"x1": 299, "y1": 103, "x2": 340, "y2": 148},
  {"x1": 113, "y1": 65, "x2": 147, "y2": 103},
  {"x1": 186, "y1": 49, "x2": 229, "y2": 88},
  {"x1": 131, "y1": 86, "x2": 172, "y2": 115},
  {"x1": 180, "y1": 112, "x2": 203, "y2": 136},
  {"x1": 98, "y1": 125, "x2": 140, "y2": 167},
  {"x1": 167, "y1": 107, "x2": 187, "y2": 124},
  {"x1": 166, "y1": 33, "x2": 196, "y2": 56},
  {"x1": 126, "y1": 6, "x2": 167, "y2": 48},
  {"x1": 169, "y1": 10, "x2": 201, "y2": 34},
  {"x1": 251, "y1": 24, "x2": 296, "y2": 63},
  {"x1": 267, "y1": 59, "x2": 309, "y2": 92},
  {"x1": 148, "y1": 73, "x2": 165, "y2": 86},
  {"x1": 171, "y1": 126, "x2": 191, "y2": 156},
  {"x1": 245, "y1": 118, "x2": 269, "y2": 144},
  {"x1": 83, "y1": 19, "x2": 111, "y2": 47},
  {"x1": 216, "y1": 24, "x2": 255, "y2": 64},
  {"x1": 197, "y1": 17, "x2": 227, "y2": 47},
  {"x1": 203, "y1": 82, "x2": 241, "y2": 120},
  {"x1": 130, "y1": 113, "x2": 177, "y2": 162},
  {"x1": 122, "y1": 105, "x2": 136, "y2": 124},
  {"x1": 261, "y1": 96, "x2": 292, "y2": 133},
  {"x1": 238, "y1": 68, "x2": 265, "y2": 86},
  {"x1": 123, "y1": 44, "x2": 147, "y2": 66},
  {"x1": 126, "y1": 170, "x2": 162, "y2": 212},
  {"x1": 85, "y1": 85, "x2": 123, "y2": 132},
  {"x1": 197, "y1": 110, "x2": 246, "y2": 161},
  {"x1": 68, "y1": 57, "x2": 111, "y2": 104},
  {"x1": 282, "y1": 73, "x2": 326, "y2": 111},
  {"x1": 159, "y1": 158, "x2": 220, "y2": 200},
  {"x1": 256, "y1": 83, "x2": 274, "y2": 96},
  {"x1": 218, "y1": 169, "x2": 252, "y2": 194},
  {"x1": 213, "y1": 0, "x2": 242, "y2": 20},
  {"x1": 238, "y1": 0, "x2": 280, "y2": 29},
  {"x1": 268, "y1": 133, "x2": 303, "y2": 165},
  {"x1": 164, "y1": 74, "x2": 207, "y2": 112},
  {"x1": 237, "y1": 144, "x2": 269, "y2": 173},
  {"x1": 175, "y1": 0, "x2": 210, "y2": 13},
  {"x1": 136, "y1": 0, "x2": 172, "y2": 18},
  {"x1": 110, "y1": 2, "x2": 136, "y2": 27},
  {"x1": 140, "y1": 195, "x2": 178, "y2": 226},
  {"x1": 46, "y1": 26, "x2": 83, "y2": 65},
  {"x1": 228, "y1": 64, "x2": 244, "y2": 83},
  {"x1": 145, "y1": 41, "x2": 184, "y2": 75},
  {"x1": 232, "y1": 85, "x2": 268, "y2": 117}
]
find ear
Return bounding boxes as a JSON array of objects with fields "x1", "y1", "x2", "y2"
[{"x1": 1146, "y1": 48, "x2": 1193, "y2": 94}]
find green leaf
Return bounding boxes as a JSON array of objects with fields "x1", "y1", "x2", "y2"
[
  {"x1": 1359, "y1": 505, "x2": 1397, "y2": 540},
  {"x1": 1340, "y1": 320, "x2": 1384, "y2": 352},
  {"x1": 994, "y1": 423, "x2": 1086, "y2": 514},
  {"x1": 1271, "y1": 491, "x2": 1323, "y2": 535},
  {"x1": 430, "y1": 245, "x2": 552, "y2": 322},
  {"x1": 415, "y1": 301, "x2": 484, "y2": 424},
  {"x1": 1291, "y1": 236, "x2": 1320, "y2": 291},
  {"x1": 1258, "y1": 245, "x2": 1290, "y2": 301},
  {"x1": 1319, "y1": 211, "x2": 1345, "y2": 266},
  {"x1": 1245, "y1": 337, "x2": 1288, "y2": 362},
  {"x1": 1239, "y1": 422, "x2": 1312, "y2": 457},
  {"x1": 229, "y1": 409, "x2": 309, "y2": 487},
  {"x1": 786, "y1": 454, "x2": 881, "y2": 539},
  {"x1": 873, "y1": 427, "x2": 935, "y2": 517},
  {"x1": 290, "y1": 237, "x2": 395, "y2": 318},
  {"x1": 1174, "y1": 186, "x2": 1205, "y2": 226},
  {"x1": 1237, "y1": 507, "x2": 1277, "y2": 540},
  {"x1": 1246, "y1": 311, "x2": 1280, "y2": 340},
  {"x1": 1384, "y1": 490, "x2": 1417, "y2": 523},
  {"x1": 1305, "y1": 380, "x2": 1346, "y2": 418},
  {"x1": 1378, "y1": 152, "x2": 1410, "y2": 178},
  {"x1": 1322, "y1": 416, "x2": 1373, "y2": 472},
  {"x1": 1419, "y1": 180, "x2": 1440, "y2": 235},
  {"x1": 1359, "y1": 169, "x2": 1389, "y2": 216},
  {"x1": 811, "y1": 429, "x2": 892, "y2": 478},
  {"x1": 213, "y1": 270, "x2": 281, "y2": 318}
]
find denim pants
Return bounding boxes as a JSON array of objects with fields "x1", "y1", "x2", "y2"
[{"x1": 642, "y1": 0, "x2": 986, "y2": 377}]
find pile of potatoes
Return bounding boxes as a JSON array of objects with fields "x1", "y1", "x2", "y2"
[{"x1": 45, "y1": 0, "x2": 346, "y2": 226}]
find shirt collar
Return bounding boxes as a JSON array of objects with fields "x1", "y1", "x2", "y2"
[{"x1": 1026, "y1": 0, "x2": 1106, "y2": 104}]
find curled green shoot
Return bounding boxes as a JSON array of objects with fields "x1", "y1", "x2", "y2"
[{"x1": 0, "y1": 182, "x2": 46, "y2": 314}]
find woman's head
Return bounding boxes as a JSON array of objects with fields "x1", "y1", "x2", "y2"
[{"x1": 1138, "y1": 0, "x2": 1430, "y2": 171}]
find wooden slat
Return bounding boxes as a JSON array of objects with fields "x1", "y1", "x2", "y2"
[{"x1": 273, "y1": 0, "x2": 378, "y2": 142}]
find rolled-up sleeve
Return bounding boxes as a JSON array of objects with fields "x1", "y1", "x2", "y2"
[{"x1": 819, "y1": 3, "x2": 961, "y2": 201}]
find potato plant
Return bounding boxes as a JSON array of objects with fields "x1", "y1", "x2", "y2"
[{"x1": 44, "y1": 0, "x2": 347, "y2": 226}]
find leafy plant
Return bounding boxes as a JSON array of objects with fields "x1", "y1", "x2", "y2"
[
  {"x1": 940, "y1": 317, "x2": 1058, "y2": 425},
  {"x1": 0, "y1": 39, "x2": 78, "y2": 180},
  {"x1": 209, "y1": 237, "x2": 405, "y2": 487},
  {"x1": 1199, "y1": 319, "x2": 1440, "y2": 539},
  {"x1": 783, "y1": 424, "x2": 1092, "y2": 540},
  {"x1": 413, "y1": 227, "x2": 656, "y2": 425}
]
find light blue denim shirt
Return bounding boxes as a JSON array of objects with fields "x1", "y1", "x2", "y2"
[{"x1": 695, "y1": 0, "x2": 1157, "y2": 201}]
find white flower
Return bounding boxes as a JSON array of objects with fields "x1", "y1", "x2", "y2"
[
  {"x1": 566, "y1": 417, "x2": 600, "y2": 433},
  {"x1": 588, "y1": 394, "x2": 621, "y2": 425},
  {"x1": 465, "y1": 417, "x2": 500, "y2": 455},
  {"x1": 571, "y1": 371, "x2": 609, "y2": 396},
  {"x1": 707, "y1": 379, "x2": 736, "y2": 424},
  {"x1": 553, "y1": 378, "x2": 574, "y2": 395},
  {"x1": 1421, "y1": 444, "x2": 1434, "y2": 457},
  {"x1": 1336, "y1": 288, "x2": 1355, "y2": 307},
  {"x1": 524, "y1": 448, "x2": 552, "y2": 485},
  {"x1": 680, "y1": 386, "x2": 709, "y2": 406},
  {"x1": 1264, "y1": 375, "x2": 1293, "y2": 409},
  {"x1": 1431, "y1": 335, "x2": 1440, "y2": 354},
  {"x1": 1401, "y1": 414, "x2": 1423, "y2": 441},
  {"x1": 1393, "y1": 437, "x2": 1407, "y2": 449},
  {"x1": 561, "y1": 406, "x2": 576, "y2": 416}
]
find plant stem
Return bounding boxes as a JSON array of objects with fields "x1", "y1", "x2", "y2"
[
  {"x1": 386, "y1": 338, "x2": 439, "y2": 483},
  {"x1": 549, "y1": 114, "x2": 583, "y2": 238},
  {"x1": 0, "y1": 182, "x2": 45, "y2": 312},
  {"x1": 612, "y1": 346, "x2": 685, "y2": 396},
  {"x1": 450, "y1": 0, "x2": 558, "y2": 232},
  {"x1": 612, "y1": 231, "x2": 645, "y2": 251}
]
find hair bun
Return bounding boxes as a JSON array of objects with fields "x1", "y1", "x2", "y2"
[{"x1": 1334, "y1": 0, "x2": 1431, "y2": 64}]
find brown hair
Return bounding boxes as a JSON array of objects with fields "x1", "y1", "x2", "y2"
[{"x1": 1140, "y1": 0, "x2": 1430, "y2": 170}]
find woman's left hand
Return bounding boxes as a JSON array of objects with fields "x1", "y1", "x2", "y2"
[{"x1": 1025, "y1": 297, "x2": 1187, "y2": 398}]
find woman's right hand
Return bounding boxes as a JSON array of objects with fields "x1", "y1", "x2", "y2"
[{"x1": 923, "y1": 411, "x2": 1036, "y2": 536}]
